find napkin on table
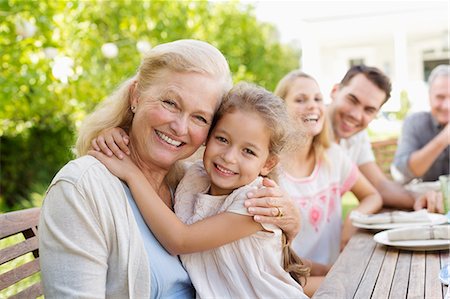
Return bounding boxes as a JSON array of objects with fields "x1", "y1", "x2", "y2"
[
  {"x1": 387, "y1": 225, "x2": 450, "y2": 241},
  {"x1": 350, "y1": 209, "x2": 430, "y2": 225},
  {"x1": 404, "y1": 180, "x2": 441, "y2": 195}
]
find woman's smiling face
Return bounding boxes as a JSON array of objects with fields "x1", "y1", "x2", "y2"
[
  {"x1": 130, "y1": 70, "x2": 223, "y2": 171},
  {"x1": 283, "y1": 76, "x2": 325, "y2": 138}
]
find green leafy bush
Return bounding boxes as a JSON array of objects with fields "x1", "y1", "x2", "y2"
[{"x1": 1, "y1": 0, "x2": 300, "y2": 210}]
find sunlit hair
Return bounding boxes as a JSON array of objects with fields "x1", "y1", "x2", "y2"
[
  {"x1": 212, "y1": 82, "x2": 310, "y2": 285},
  {"x1": 428, "y1": 64, "x2": 450, "y2": 89},
  {"x1": 340, "y1": 64, "x2": 392, "y2": 104},
  {"x1": 274, "y1": 70, "x2": 331, "y2": 162},
  {"x1": 75, "y1": 39, "x2": 232, "y2": 156}
]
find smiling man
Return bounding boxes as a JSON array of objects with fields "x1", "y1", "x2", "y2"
[{"x1": 328, "y1": 65, "x2": 443, "y2": 213}]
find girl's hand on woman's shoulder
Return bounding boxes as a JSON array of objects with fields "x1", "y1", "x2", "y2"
[
  {"x1": 244, "y1": 178, "x2": 300, "y2": 243},
  {"x1": 88, "y1": 149, "x2": 139, "y2": 182},
  {"x1": 91, "y1": 127, "x2": 130, "y2": 159}
]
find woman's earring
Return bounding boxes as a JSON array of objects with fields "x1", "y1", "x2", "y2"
[{"x1": 131, "y1": 106, "x2": 136, "y2": 113}]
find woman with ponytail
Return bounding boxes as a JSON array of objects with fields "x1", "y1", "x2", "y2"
[{"x1": 274, "y1": 70, "x2": 383, "y2": 296}]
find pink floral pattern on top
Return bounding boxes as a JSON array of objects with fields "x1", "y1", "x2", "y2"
[
  {"x1": 296, "y1": 184, "x2": 341, "y2": 231},
  {"x1": 279, "y1": 144, "x2": 359, "y2": 265},
  {"x1": 309, "y1": 204, "x2": 322, "y2": 232}
]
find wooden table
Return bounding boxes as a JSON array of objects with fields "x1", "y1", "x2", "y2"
[{"x1": 313, "y1": 230, "x2": 449, "y2": 299}]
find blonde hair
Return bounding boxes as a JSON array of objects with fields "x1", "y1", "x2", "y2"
[
  {"x1": 214, "y1": 82, "x2": 310, "y2": 285},
  {"x1": 274, "y1": 70, "x2": 331, "y2": 161},
  {"x1": 75, "y1": 39, "x2": 232, "y2": 156}
]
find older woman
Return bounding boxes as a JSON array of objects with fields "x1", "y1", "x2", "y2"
[{"x1": 39, "y1": 39, "x2": 300, "y2": 298}]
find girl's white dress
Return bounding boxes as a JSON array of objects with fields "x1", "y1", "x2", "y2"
[{"x1": 174, "y1": 160, "x2": 308, "y2": 299}]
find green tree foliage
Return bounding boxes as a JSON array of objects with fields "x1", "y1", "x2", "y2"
[
  {"x1": 392, "y1": 90, "x2": 411, "y2": 120},
  {"x1": 0, "y1": 0, "x2": 300, "y2": 210}
]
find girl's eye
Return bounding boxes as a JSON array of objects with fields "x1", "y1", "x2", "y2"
[
  {"x1": 295, "y1": 98, "x2": 304, "y2": 103},
  {"x1": 244, "y1": 148, "x2": 256, "y2": 156},
  {"x1": 216, "y1": 136, "x2": 227, "y2": 143},
  {"x1": 315, "y1": 97, "x2": 323, "y2": 102}
]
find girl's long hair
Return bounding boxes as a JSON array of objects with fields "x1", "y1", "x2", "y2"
[{"x1": 282, "y1": 234, "x2": 310, "y2": 286}]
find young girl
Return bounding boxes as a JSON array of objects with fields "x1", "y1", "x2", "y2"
[
  {"x1": 90, "y1": 82, "x2": 309, "y2": 298},
  {"x1": 273, "y1": 70, "x2": 383, "y2": 295}
]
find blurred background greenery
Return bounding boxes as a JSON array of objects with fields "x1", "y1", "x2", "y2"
[{"x1": 0, "y1": 0, "x2": 301, "y2": 212}]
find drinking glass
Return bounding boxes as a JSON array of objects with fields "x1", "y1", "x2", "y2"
[{"x1": 439, "y1": 174, "x2": 450, "y2": 214}]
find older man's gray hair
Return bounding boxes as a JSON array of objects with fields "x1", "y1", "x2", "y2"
[{"x1": 428, "y1": 64, "x2": 450, "y2": 87}]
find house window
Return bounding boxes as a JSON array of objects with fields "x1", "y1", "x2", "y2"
[
  {"x1": 349, "y1": 58, "x2": 365, "y2": 67},
  {"x1": 423, "y1": 59, "x2": 450, "y2": 81}
]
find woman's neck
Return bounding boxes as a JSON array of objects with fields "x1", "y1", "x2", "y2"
[
  {"x1": 142, "y1": 166, "x2": 173, "y2": 209},
  {"x1": 130, "y1": 152, "x2": 172, "y2": 209},
  {"x1": 281, "y1": 138, "x2": 316, "y2": 178}
]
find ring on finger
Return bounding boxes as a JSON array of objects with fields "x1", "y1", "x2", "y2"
[{"x1": 275, "y1": 206, "x2": 284, "y2": 218}]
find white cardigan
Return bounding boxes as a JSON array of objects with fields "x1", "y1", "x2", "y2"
[{"x1": 39, "y1": 156, "x2": 150, "y2": 299}]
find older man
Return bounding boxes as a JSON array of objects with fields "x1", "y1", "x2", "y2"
[
  {"x1": 393, "y1": 64, "x2": 450, "y2": 183},
  {"x1": 328, "y1": 65, "x2": 443, "y2": 213}
]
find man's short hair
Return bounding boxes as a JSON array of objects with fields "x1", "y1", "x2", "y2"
[{"x1": 340, "y1": 65, "x2": 392, "y2": 104}]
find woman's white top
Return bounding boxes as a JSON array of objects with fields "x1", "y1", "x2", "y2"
[
  {"x1": 174, "y1": 160, "x2": 307, "y2": 299},
  {"x1": 278, "y1": 144, "x2": 359, "y2": 265}
]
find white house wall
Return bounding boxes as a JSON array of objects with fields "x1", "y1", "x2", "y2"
[{"x1": 297, "y1": 2, "x2": 449, "y2": 113}]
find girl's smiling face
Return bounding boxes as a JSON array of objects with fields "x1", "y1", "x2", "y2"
[{"x1": 203, "y1": 110, "x2": 276, "y2": 196}]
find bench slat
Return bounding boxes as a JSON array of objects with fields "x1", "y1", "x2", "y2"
[
  {"x1": 0, "y1": 207, "x2": 42, "y2": 298},
  {"x1": 0, "y1": 258, "x2": 40, "y2": 291},
  {"x1": 9, "y1": 282, "x2": 43, "y2": 299},
  {"x1": 0, "y1": 208, "x2": 40, "y2": 239},
  {"x1": 0, "y1": 236, "x2": 39, "y2": 265}
]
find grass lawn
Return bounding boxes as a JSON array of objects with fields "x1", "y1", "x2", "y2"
[{"x1": 342, "y1": 191, "x2": 359, "y2": 219}]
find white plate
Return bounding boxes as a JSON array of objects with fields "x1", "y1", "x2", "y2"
[
  {"x1": 374, "y1": 227, "x2": 450, "y2": 251},
  {"x1": 352, "y1": 212, "x2": 448, "y2": 231}
]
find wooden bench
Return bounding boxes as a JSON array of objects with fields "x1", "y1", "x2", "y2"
[
  {"x1": 371, "y1": 138, "x2": 398, "y2": 179},
  {"x1": 0, "y1": 207, "x2": 42, "y2": 298}
]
